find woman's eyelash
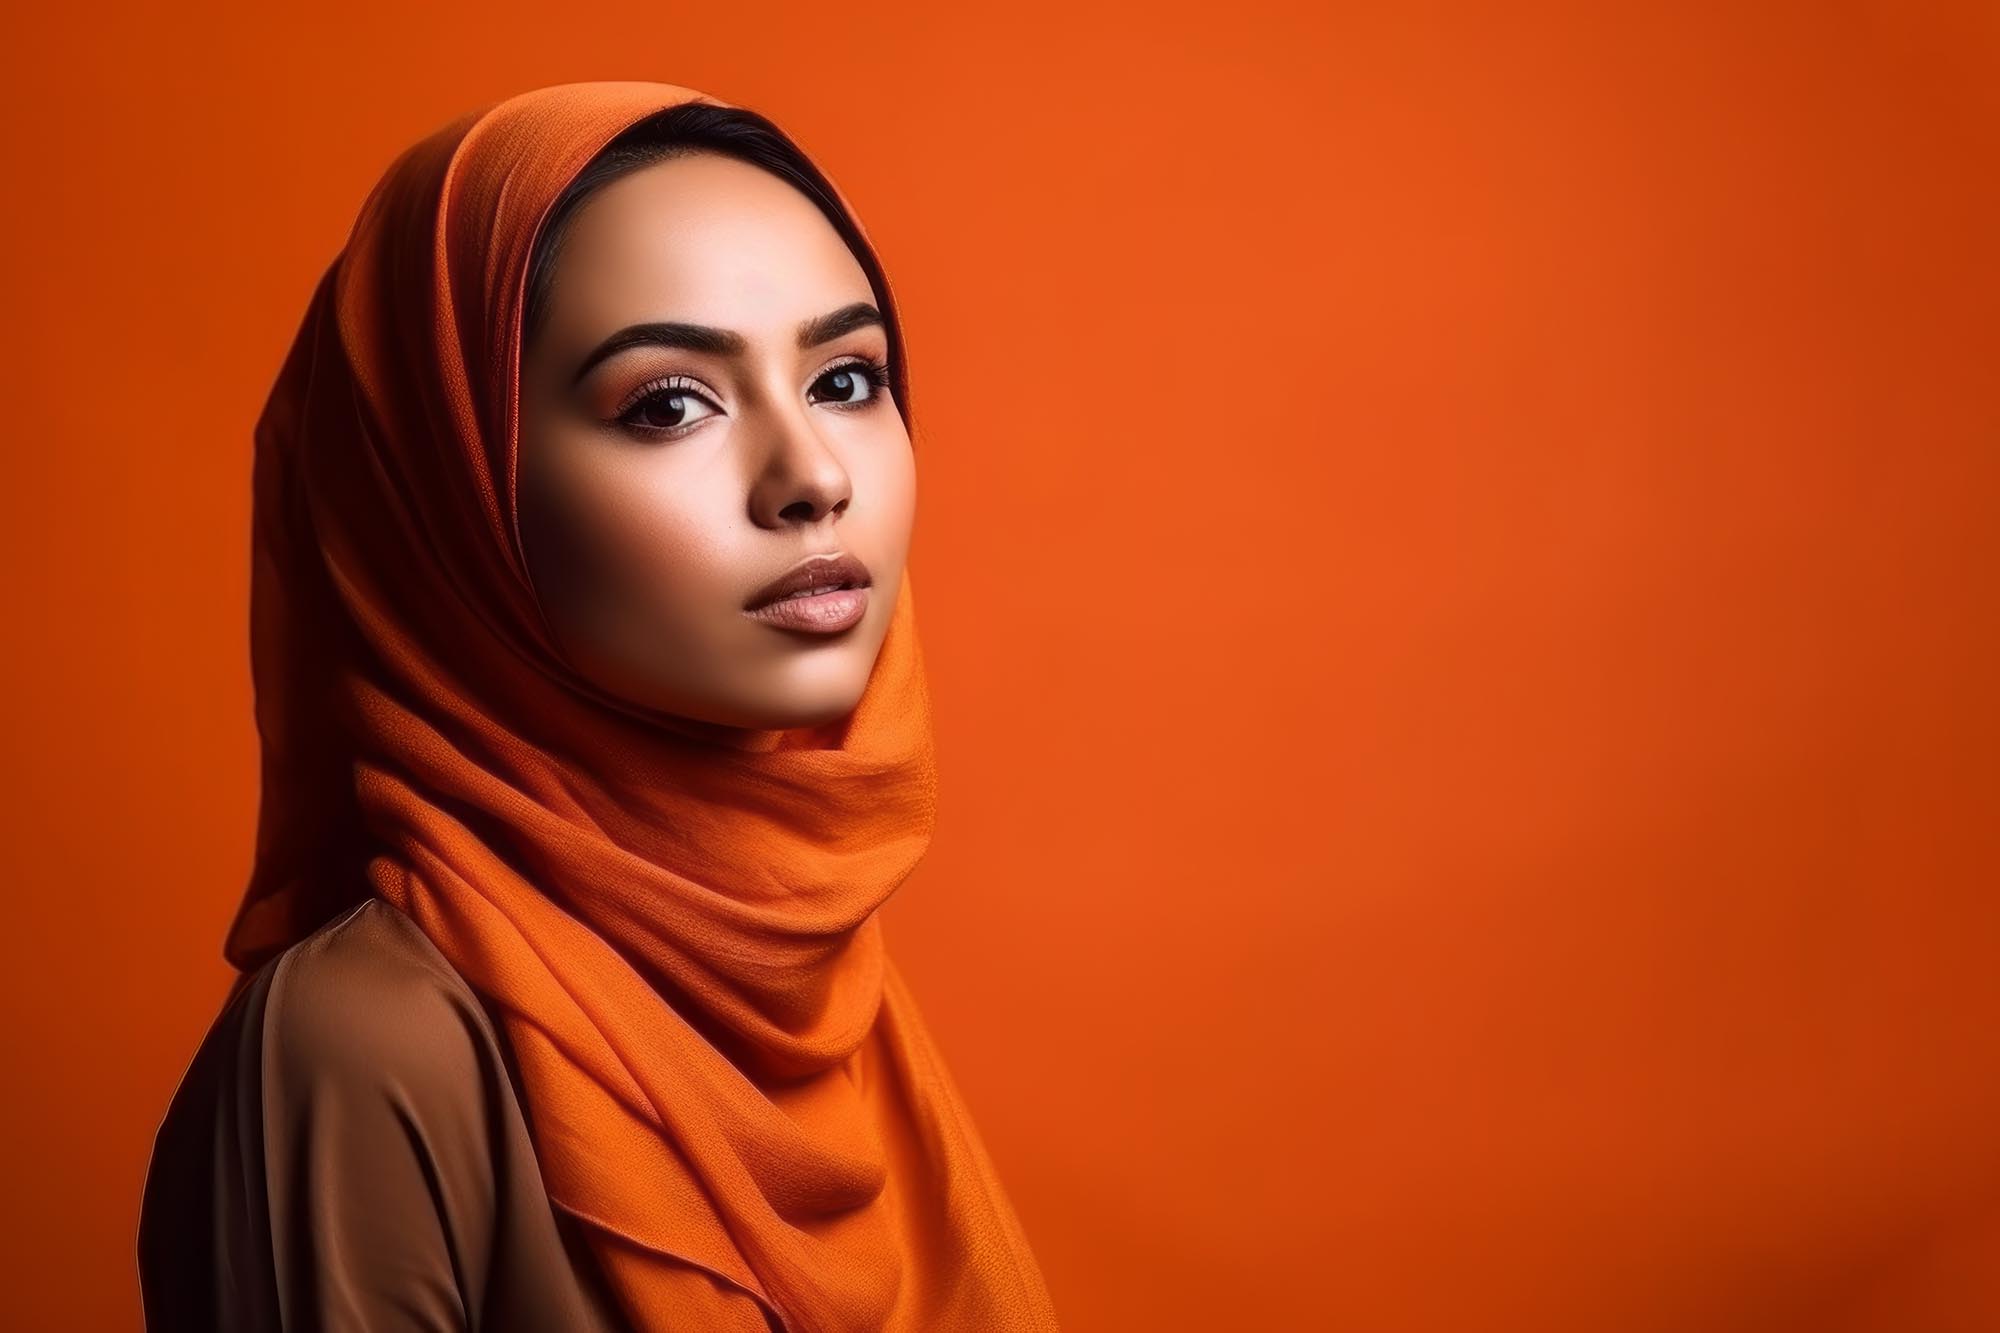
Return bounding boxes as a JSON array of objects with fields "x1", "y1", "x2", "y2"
[
  {"x1": 811, "y1": 356, "x2": 894, "y2": 409},
  {"x1": 609, "y1": 375, "x2": 717, "y2": 436},
  {"x1": 609, "y1": 358, "x2": 894, "y2": 438}
]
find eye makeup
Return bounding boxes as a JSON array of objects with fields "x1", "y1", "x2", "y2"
[{"x1": 604, "y1": 355, "x2": 894, "y2": 441}]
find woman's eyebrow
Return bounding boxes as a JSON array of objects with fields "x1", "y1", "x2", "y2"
[{"x1": 569, "y1": 302, "x2": 884, "y2": 386}]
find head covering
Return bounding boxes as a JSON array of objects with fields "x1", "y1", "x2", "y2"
[{"x1": 221, "y1": 80, "x2": 1060, "y2": 1332}]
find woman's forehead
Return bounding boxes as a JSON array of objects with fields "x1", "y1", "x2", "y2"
[{"x1": 541, "y1": 153, "x2": 874, "y2": 340}]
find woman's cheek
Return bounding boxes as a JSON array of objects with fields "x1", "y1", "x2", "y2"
[{"x1": 583, "y1": 467, "x2": 740, "y2": 641}]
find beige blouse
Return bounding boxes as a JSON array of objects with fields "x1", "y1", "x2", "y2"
[{"x1": 138, "y1": 897, "x2": 780, "y2": 1331}]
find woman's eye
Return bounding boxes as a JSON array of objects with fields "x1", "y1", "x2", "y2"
[
  {"x1": 809, "y1": 360, "x2": 888, "y2": 408},
  {"x1": 620, "y1": 386, "x2": 720, "y2": 434}
]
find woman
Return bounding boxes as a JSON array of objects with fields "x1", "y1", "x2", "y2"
[{"x1": 137, "y1": 80, "x2": 1062, "y2": 1333}]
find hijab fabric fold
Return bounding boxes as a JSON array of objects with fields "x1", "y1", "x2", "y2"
[{"x1": 222, "y1": 80, "x2": 1060, "y2": 1333}]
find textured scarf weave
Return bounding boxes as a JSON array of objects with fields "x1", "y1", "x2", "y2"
[{"x1": 220, "y1": 79, "x2": 1059, "y2": 1332}]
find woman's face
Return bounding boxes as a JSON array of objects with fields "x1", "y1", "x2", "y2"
[{"x1": 518, "y1": 150, "x2": 914, "y2": 732}]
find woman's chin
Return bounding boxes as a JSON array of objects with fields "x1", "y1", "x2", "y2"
[
  {"x1": 732, "y1": 678, "x2": 871, "y2": 732},
  {"x1": 644, "y1": 666, "x2": 872, "y2": 734}
]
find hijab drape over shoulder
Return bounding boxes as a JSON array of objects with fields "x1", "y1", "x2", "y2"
[{"x1": 222, "y1": 80, "x2": 1060, "y2": 1333}]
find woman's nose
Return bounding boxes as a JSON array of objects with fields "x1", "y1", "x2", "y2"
[{"x1": 746, "y1": 398, "x2": 852, "y2": 528}]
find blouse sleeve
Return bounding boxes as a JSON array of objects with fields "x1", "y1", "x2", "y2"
[{"x1": 140, "y1": 913, "x2": 516, "y2": 1332}]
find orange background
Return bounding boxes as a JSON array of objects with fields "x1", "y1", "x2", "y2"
[{"x1": 4, "y1": 2, "x2": 1997, "y2": 1329}]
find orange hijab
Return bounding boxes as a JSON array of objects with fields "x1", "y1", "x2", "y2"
[{"x1": 221, "y1": 80, "x2": 1060, "y2": 1332}]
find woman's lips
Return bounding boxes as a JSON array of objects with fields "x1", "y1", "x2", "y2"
[
  {"x1": 742, "y1": 550, "x2": 873, "y2": 635},
  {"x1": 744, "y1": 585, "x2": 869, "y2": 634}
]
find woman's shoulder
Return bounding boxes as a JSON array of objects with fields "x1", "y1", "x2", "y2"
[
  {"x1": 139, "y1": 898, "x2": 624, "y2": 1331},
  {"x1": 140, "y1": 895, "x2": 514, "y2": 1224},
  {"x1": 143, "y1": 895, "x2": 503, "y2": 1149},
  {"x1": 253, "y1": 896, "x2": 501, "y2": 1098}
]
